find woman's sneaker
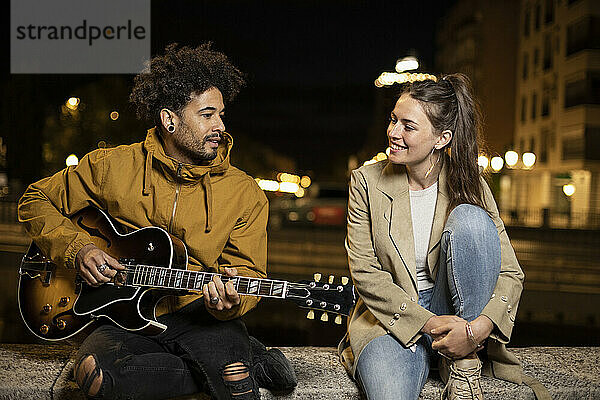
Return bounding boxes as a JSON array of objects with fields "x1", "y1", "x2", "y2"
[{"x1": 440, "y1": 357, "x2": 484, "y2": 400}]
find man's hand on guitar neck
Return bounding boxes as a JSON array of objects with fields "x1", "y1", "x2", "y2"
[
  {"x1": 203, "y1": 267, "x2": 241, "y2": 312},
  {"x1": 76, "y1": 244, "x2": 126, "y2": 287}
]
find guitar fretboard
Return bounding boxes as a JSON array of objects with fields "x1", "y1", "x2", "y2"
[{"x1": 126, "y1": 265, "x2": 288, "y2": 299}]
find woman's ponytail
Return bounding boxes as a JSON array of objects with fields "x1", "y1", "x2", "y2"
[{"x1": 401, "y1": 73, "x2": 486, "y2": 213}]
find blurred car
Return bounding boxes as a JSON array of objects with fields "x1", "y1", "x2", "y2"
[{"x1": 268, "y1": 183, "x2": 348, "y2": 230}]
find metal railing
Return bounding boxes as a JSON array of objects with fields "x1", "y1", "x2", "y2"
[{"x1": 500, "y1": 208, "x2": 600, "y2": 229}]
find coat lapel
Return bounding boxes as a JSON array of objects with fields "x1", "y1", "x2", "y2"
[
  {"x1": 376, "y1": 162, "x2": 417, "y2": 289},
  {"x1": 427, "y1": 163, "x2": 450, "y2": 279}
]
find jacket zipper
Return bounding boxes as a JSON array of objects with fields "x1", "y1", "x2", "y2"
[{"x1": 169, "y1": 163, "x2": 183, "y2": 233}]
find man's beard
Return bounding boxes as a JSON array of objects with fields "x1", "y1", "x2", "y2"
[{"x1": 172, "y1": 121, "x2": 220, "y2": 164}]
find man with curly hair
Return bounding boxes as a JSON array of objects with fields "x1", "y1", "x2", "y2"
[{"x1": 18, "y1": 43, "x2": 296, "y2": 399}]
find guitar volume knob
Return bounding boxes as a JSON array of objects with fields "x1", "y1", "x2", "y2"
[
  {"x1": 59, "y1": 297, "x2": 70, "y2": 306},
  {"x1": 56, "y1": 320, "x2": 67, "y2": 330},
  {"x1": 42, "y1": 304, "x2": 52, "y2": 313},
  {"x1": 39, "y1": 325, "x2": 49, "y2": 335}
]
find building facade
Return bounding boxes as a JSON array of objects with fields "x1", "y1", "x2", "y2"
[
  {"x1": 436, "y1": 0, "x2": 519, "y2": 157},
  {"x1": 505, "y1": 0, "x2": 600, "y2": 227}
]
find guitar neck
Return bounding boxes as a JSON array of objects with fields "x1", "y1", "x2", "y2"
[{"x1": 125, "y1": 264, "x2": 288, "y2": 299}]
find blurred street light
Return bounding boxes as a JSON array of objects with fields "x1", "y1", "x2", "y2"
[
  {"x1": 278, "y1": 173, "x2": 300, "y2": 184},
  {"x1": 66, "y1": 97, "x2": 80, "y2": 110},
  {"x1": 522, "y1": 152, "x2": 536, "y2": 168},
  {"x1": 562, "y1": 184, "x2": 575, "y2": 197},
  {"x1": 257, "y1": 179, "x2": 279, "y2": 191},
  {"x1": 65, "y1": 154, "x2": 79, "y2": 166},
  {"x1": 375, "y1": 72, "x2": 438, "y2": 87},
  {"x1": 505, "y1": 151, "x2": 518, "y2": 168},
  {"x1": 478, "y1": 155, "x2": 489, "y2": 169},
  {"x1": 300, "y1": 176, "x2": 311, "y2": 188},
  {"x1": 491, "y1": 156, "x2": 504, "y2": 172},
  {"x1": 279, "y1": 182, "x2": 300, "y2": 193},
  {"x1": 395, "y1": 56, "x2": 419, "y2": 73}
]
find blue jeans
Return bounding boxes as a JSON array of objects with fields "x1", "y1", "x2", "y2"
[{"x1": 355, "y1": 204, "x2": 501, "y2": 400}]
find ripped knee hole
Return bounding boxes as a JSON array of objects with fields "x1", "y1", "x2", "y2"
[
  {"x1": 222, "y1": 362, "x2": 249, "y2": 381},
  {"x1": 75, "y1": 354, "x2": 103, "y2": 397}
]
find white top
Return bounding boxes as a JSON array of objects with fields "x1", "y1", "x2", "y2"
[{"x1": 409, "y1": 182, "x2": 438, "y2": 291}]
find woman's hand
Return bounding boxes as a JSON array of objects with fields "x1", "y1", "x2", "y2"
[
  {"x1": 430, "y1": 315, "x2": 494, "y2": 359},
  {"x1": 203, "y1": 267, "x2": 241, "y2": 312},
  {"x1": 422, "y1": 315, "x2": 465, "y2": 337}
]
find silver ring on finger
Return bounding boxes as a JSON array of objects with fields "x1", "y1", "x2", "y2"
[
  {"x1": 97, "y1": 263, "x2": 108, "y2": 274},
  {"x1": 210, "y1": 296, "x2": 220, "y2": 305}
]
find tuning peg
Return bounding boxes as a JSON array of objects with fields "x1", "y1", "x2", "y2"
[
  {"x1": 328, "y1": 275, "x2": 334, "y2": 284},
  {"x1": 341, "y1": 276, "x2": 349, "y2": 285},
  {"x1": 335, "y1": 315, "x2": 342, "y2": 325},
  {"x1": 320, "y1": 312, "x2": 329, "y2": 322},
  {"x1": 307, "y1": 310, "x2": 315, "y2": 320},
  {"x1": 314, "y1": 273, "x2": 322, "y2": 282}
]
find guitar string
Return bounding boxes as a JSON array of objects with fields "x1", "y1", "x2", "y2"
[
  {"x1": 113, "y1": 265, "x2": 322, "y2": 299},
  {"x1": 119, "y1": 265, "x2": 317, "y2": 291}
]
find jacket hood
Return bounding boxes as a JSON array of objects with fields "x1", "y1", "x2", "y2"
[
  {"x1": 142, "y1": 127, "x2": 232, "y2": 180},
  {"x1": 142, "y1": 127, "x2": 234, "y2": 232}
]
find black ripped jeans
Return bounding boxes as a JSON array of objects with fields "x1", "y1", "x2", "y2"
[{"x1": 75, "y1": 300, "x2": 258, "y2": 400}]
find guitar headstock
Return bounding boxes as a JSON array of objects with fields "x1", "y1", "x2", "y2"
[{"x1": 286, "y1": 273, "x2": 355, "y2": 324}]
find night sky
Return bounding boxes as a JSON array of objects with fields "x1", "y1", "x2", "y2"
[{"x1": 2, "y1": 0, "x2": 455, "y2": 182}]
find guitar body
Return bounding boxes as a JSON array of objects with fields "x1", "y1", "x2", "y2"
[{"x1": 18, "y1": 207, "x2": 188, "y2": 341}]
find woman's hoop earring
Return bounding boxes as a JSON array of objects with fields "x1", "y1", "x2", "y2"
[
  {"x1": 167, "y1": 123, "x2": 175, "y2": 133},
  {"x1": 424, "y1": 148, "x2": 441, "y2": 179}
]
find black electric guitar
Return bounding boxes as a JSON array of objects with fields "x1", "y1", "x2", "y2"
[{"x1": 18, "y1": 207, "x2": 356, "y2": 341}]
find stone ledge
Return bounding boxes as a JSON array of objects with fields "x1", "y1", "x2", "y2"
[{"x1": 0, "y1": 345, "x2": 598, "y2": 399}]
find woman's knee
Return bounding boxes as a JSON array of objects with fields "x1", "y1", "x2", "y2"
[{"x1": 445, "y1": 204, "x2": 496, "y2": 241}]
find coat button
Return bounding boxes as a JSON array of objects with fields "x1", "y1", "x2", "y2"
[
  {"x1": 507, "y1": 305, "x2": 512, "y2": 313},
  {"x1": 501, "y1": 295, "x2": 508, "y2": 302},
  {"x1": 410, "y1": 297, "x2": 416, "y2": 302},
  {"x1": 491, "y1": 293, "x2": 496, "y2": 299},
  {"x1": 400, "y1": 303, "x2": 407, "y2": 311},
  {"x1": 393, "y1": 313, "x2": 400, "y2": 319},
  {"x1": 389, "y1": 319, "x2": 395, "y2": 326},
  {"x1": 509, "y1": 315, "x2": 515, "y2": 323}
]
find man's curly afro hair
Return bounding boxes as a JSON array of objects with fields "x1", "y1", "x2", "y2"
[{"x1": 130, "y1": 42, "x2": 245, "y2": 125}]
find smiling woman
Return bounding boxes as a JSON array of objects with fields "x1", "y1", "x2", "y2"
[{"x1": 338, "y1": 74, "x2": 535, "y2": 400}]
